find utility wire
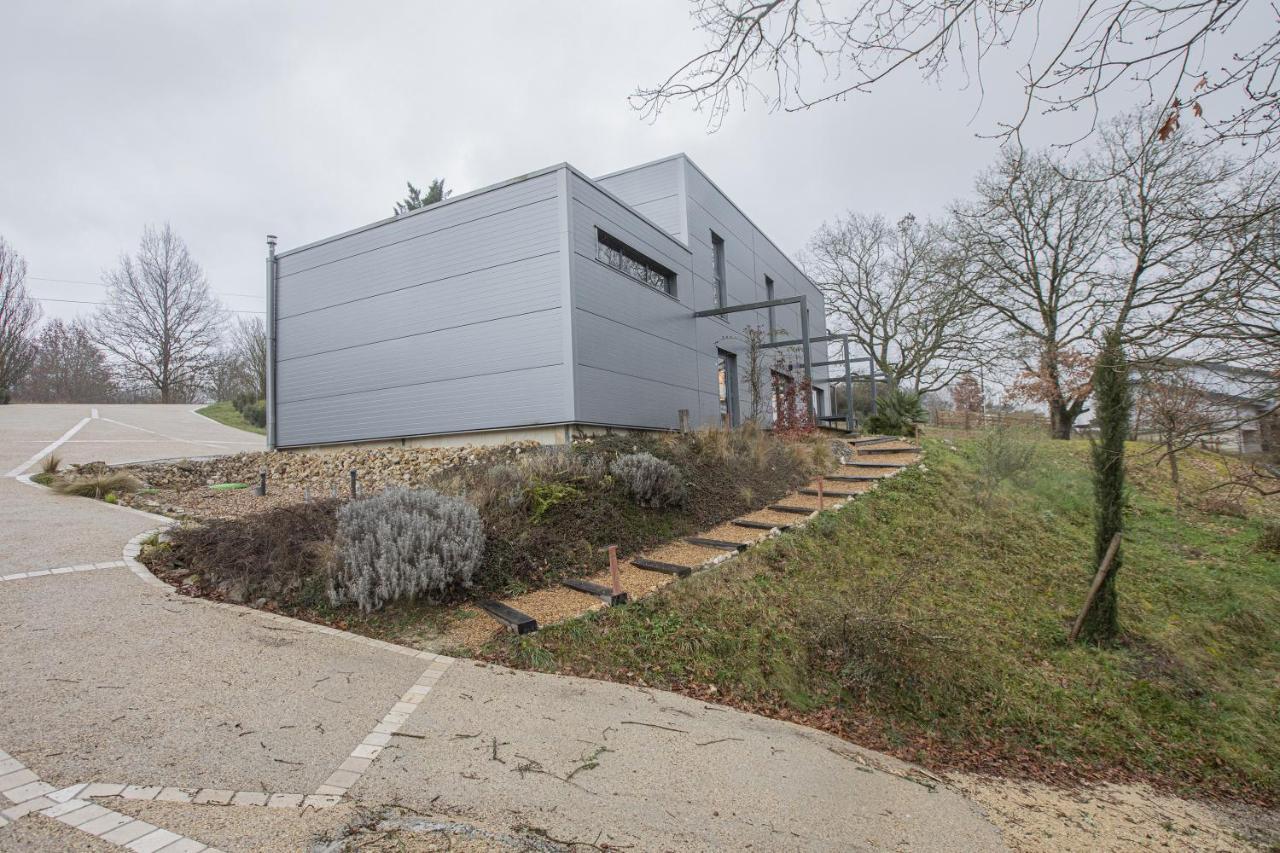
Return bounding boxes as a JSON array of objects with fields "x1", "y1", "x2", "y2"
[
  {"x1": 29, "y1": 276, "x2": 264, "y2": 300},
  {"x1": 32, "y1": 295, "x2": 264, "y2": 315}
]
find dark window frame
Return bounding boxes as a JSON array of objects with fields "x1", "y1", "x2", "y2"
[
  {"x1": 765, "y1": 276, "x2": 775, "y2": 339},
  {"x1": 595, "y1": 229, "x2": 677, "y2": 297},
  {"x1": 711, "y1": 231, "x2": 727, "y2": 309}
]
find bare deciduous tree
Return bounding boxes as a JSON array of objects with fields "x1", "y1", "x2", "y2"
[
  {"x1": 1095, "y1": 110, "x2": 1279, "y2": 355},
  {"x1": 15, "y1": 318, "x2": 118, "y2": 403},
  {"x1": 805, "y1": 211, "x2": 985, "y2": 393},
  {"x1": 638, "y1": 0, "x2": 1280, "y2": 156},
  {"x1": 92, "y1": 224, "x2": 225, "y2": 403},
  {"x1": 230, "y1": 315, "x2": 268, "y2": 399},
  {"x1": 953, "y1": 149, "x2": 1112, "y2": 438},
  {"x1": 0, "y1": 236, "x2": 41, "y2": 403},
  {"x1": 1133, "y1": 366, "x2": 1220, "y2": 507}
]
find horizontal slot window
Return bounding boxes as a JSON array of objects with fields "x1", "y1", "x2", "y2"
[{"x1": 596, "y1": 229, "x2": 675, "y2": 296}]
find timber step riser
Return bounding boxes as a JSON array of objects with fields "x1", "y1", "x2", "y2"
[
  {"x1": 561, "y1": 578, "x2": 629, "y2": 606},
  {"x1": 478, "y1": 600, "x2": 539, "y2": 634},
  {"x1": 731, "y1": 519, "x2": 791, "y2": 531},
  {"x1": 844, "y1": 461, "x2": 908, "y2": 469},
  {"x1": 685, "y1": 537, "x2": 749, "y2": 552},
  {"x1": 768, "y1": 504, "x2": 817, "y2": 515},
  {"x1": 632, "y1": 558, "x2": 693, "y2": 577},
  {"x1": 824, "y1": 475, "x2": 883, "y2": 482},
  {"x1": 800, "y1": 488, "x2": 861, "y2": 498}
]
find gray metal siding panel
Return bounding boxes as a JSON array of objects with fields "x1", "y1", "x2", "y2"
[
  {"x1": 682, "y1": 159, "x2": 828, "y2": 423},
  {"x1": 594, "y1": 158, "x2": 687, "y2": 243},
  {"x1": 569, "y1": 158, "x2": 827, "y2": 432},
  {"x1": 273, "y1": 171, "x2": 570, "y2": 447},
  {"x1": 567, "y1": 173, "x2": 697, "y2": 430},
  {"x1": 276, "y1": 365, "x2": 568, "y2": 446},
  {"x1": 276, "y1": 253, "x2": 561, "y2": 361}
]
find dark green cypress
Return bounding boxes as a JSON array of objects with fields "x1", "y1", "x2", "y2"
[{"x1": 1079, "y1": 328, "x2": 1130, "y2": 643}]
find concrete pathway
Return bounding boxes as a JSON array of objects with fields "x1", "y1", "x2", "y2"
[{"x1": 0, "y1": 405, "x2": 1007, "y2": 851}]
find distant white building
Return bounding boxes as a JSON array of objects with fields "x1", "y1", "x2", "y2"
[{"x1": 1139, "y1": 359, "x2": 1278, "y2": 455}]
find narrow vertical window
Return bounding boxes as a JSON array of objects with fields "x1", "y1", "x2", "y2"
[
  {"x1": 765, "y1": 276, "x2": 775, "y2": 340},
  {"x1": 711, "y1": 232, "x2": 726, "y2": 309}
]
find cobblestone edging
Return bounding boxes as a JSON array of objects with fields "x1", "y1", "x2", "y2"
[
  {"x1": 0, "y1": 528, "x2": 460, "y2": 849},
  {"x1": 0, "y1": 560, "x2": 128, "y2": 583},
  {"x1": 0, "y1": 749, "x2": 226, "y2": 852}
]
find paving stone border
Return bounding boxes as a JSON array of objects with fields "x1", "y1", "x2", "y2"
[
  {"x1": 0, "y1": 560, "x2": 128, "y2": 583},
  {"x1": 0, "y1": 749, "x2": 225, "y2": 852}
]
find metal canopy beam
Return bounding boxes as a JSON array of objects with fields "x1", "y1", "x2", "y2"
[{"x1": 759, "y1": 332, "x2": 848, "y2": 350}]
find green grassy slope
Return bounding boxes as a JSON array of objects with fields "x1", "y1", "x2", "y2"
[
  {"x1": 196, "y1": 401, "x2": 266, "y2": 435},
  {"x1": 487, "y1": 434, "x2": 1280, "y2": 802}
]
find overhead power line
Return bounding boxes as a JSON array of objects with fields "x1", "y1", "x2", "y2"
[
  {"x1": 29, "y1": 276, "x2": 264, "y2": 300},
  {"x1": 31, "y1": 295, "x2": 264, "y2": 315}
]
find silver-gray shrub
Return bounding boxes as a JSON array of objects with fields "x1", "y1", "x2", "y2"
[
  {"x1": 609, "y1": 452, "x2": 686, "y2": 508},
  {"x1": 330, "y1": 487, "x2": 485, "y2": 612}
]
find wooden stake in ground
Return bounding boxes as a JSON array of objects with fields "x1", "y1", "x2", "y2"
[
  {"x1": 608, "y1": 545, "x2": 621, "y2": 597},
  {"x1": 1069, "y1": 533, "x2": 1122, "y2": 643},
  {"x1": 817, "y1": 476, "x2": 825, "y2": 510}
]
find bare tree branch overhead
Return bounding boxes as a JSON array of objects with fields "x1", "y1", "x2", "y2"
[
  {"x1": 637, "y1": 0, "x2": 1280, "y2": 153},
  {"x1": 0, "y1": 236, "x2": 41, "y2": 403},
  {"x1": 92, "y1": 223, "x2": 226, "y2": 403}
]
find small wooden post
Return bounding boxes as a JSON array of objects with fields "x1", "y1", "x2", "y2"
[
  {"x1": 817, "y1": 476, "x2": 824, "y2": 510},
  {"x1": 257, "y1": 469, "x2": 267, "y2": 497},
  {"x1": 1068, "y1": 533, "x2": 1122, "y2": 643},
  {"x1": 349, "y1": 469, "x2": 358, "y2": 499},
  {"x1": 678, "y1": 409, "x2": 690, "y2": 433},
  {"x1": 330, "y1": 483, "x2": 338, "y2": 499},
  {"x1": 608, "y1": 544, "x2": 621, "y2": 596},
  {"x1": 303, "y1": 484, "x2": 310, "y2": 503}
]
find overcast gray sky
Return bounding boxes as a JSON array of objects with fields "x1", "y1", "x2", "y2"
[{"x1": 3, "y1": 1, "x2": 1104, "y2": 327}]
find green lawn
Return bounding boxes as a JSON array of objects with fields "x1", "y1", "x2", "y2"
[
  {"x1": 196, "y1": 401, "x2": 265, "y2": 435},
  {"x1": 486, "y1": 433, "x2": 1280, "y2": 803}
]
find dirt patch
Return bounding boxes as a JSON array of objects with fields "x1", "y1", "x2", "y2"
[{"x1": 949, "y1": 774, "x2": 1278, "y2": 852}]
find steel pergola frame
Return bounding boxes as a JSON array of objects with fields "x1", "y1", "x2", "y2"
[{"x1": 694, "y1": 296, "x2": 816, "y2": 422}]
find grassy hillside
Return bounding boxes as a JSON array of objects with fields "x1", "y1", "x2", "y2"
[
  {"x1": 196, "y1": 400, "x2": 266, "y2": 435},
  {"x1": 487, "y1": 432, "x2": 1280, "y2": 803}
]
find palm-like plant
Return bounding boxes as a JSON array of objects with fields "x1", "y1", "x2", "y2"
[{"x1": 863, "y1": 389, "x2": 926, "y2": 437}]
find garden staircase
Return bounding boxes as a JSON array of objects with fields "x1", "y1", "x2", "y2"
[{"x1": 473, "y1": 436, "x2": 922, "y2": 637}]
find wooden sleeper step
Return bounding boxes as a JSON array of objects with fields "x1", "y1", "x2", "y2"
[
  {"x1": 825, "y1": 474, "x2": 883, "y2": 482},
  {"x1": 849, "y1": 435, "x2": 896, "y2": 446},
  {"x1": 561, "y1": 578, "x2": 629, "y2": 606},
  {"x1": 732, "y1": 519, "x2": 790, "y2": 531},
  {"x1": 632, "y1": 558, "x2": 693, "y2": 577},
  {"x1": 800, "y1": 487, "x2": 862, "y2": 498},
  {"x1": 768, "y1": 504, "x2": 815, "y2": 515},
  {"x1": 844, "y1": 460, "x2": 908, "y2": 468},
  {"x1": 684, "y1": 536, "x2": 748, "y2": 552},
  {"x1": 478, "y1": 600, "x2": 539, "y2": 634}
]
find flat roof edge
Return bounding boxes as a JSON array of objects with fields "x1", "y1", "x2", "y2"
[{"x1": 276, "y1": 162, "x2": 573, "y2": 259}]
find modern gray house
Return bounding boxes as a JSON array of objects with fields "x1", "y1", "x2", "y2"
[{"x1": 265, "y1": 154, "x2": 828, "y2": 450}]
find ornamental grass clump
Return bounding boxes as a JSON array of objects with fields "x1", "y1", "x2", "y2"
[
  {"x1": 330, "y1": 487, "x2": 485, "y2": 612},
  {"x1": 610, "y1": 452, "x2": 687, "y2": 508}
]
